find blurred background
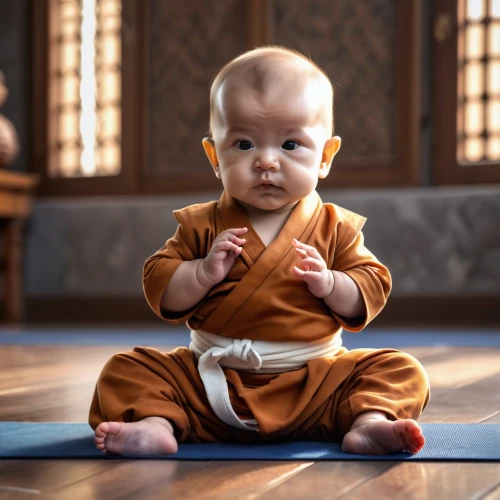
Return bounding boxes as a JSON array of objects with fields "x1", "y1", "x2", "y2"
[{"x1": 0, "y1": 0, "x2": 498, "y2": 328}]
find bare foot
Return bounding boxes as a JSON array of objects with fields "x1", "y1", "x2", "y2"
[
  {"x1": 94, "y1": 416, "x2": 178, "y2": 455},
  {"x1": 342, "y1": 416, "x2": 425, "y2": 455}
]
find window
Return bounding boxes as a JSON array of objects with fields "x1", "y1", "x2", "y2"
[
  {"x1": 48, "y1": 0, "x2": 122, "y2": 178},
  {"x1": 433, "y1": 0, "x2": 500, "y2": 184},
  {"x1": 459, "y1": 0, "x2": 500, "y2": 163},
  {"x1": 32, "y1": 0, "x2": 140, "y2": 195}
]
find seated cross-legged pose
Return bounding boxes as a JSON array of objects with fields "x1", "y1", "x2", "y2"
[{"x1": 90, "y1": 45, "x2": 430, "y2": 456}]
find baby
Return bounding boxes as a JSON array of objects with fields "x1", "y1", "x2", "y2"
[{"x1": 90, "y1": 46, "x2": 430, "y2": 456}]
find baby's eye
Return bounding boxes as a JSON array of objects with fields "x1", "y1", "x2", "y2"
[
  {"x1": 282, "y1": 140, "x2": 300, "y2": 151},
  {"x1": 235, "y1": 140, "x2": 253, "y2": 150}
]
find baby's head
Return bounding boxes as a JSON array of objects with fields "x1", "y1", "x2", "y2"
[
  {"x1": 203, "y1": 46, "x2": 341, "y2": 211},
  {"x1": 207, "y1": 46, "x2": 334, "y2": 141}
]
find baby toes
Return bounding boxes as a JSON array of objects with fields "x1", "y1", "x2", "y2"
[{"x1": 408, "y1": 429, "x2": 425, "y2": 454}]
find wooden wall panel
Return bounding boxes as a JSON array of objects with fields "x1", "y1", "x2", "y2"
[
  {"x1": 143, "y1": 0, "x2": 247, "y2": 192},
  {"x1": 271, "y1": 0, "x2": 421, "y2": 188},
  {"x1": 274, "y1": 0, "x2": 396, "y2": 161}
]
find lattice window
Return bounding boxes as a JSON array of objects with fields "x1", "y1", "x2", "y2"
[
  {"x1": 458, "y1": 0, "x2": 500, "y2": 163},
  {"x1": 48, "y1": 0, "x2": 122, "y2": 178}
]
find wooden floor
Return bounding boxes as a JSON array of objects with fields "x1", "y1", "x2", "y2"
[{"x1": 2, "y1": 341, "x2": 500, "y2": 499}]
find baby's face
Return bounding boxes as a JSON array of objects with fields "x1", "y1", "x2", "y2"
[{"x1": 210, "y1": 78, "x2": 333, "y2": 211}]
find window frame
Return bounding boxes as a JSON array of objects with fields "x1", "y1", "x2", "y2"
[
  {"x1": 432, "y1": 0, "x2": 500, "y2": 185},
  {"x1": 31, "y1": 0, "x2": 142, "y2": 196}
]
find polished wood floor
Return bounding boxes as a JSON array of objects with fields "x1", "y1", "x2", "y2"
[{"x1": 1, "y1": 341, "x2": 500, "y2": 499}]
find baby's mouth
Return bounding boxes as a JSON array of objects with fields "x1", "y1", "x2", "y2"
[{"x1": 256, "y1": 182, "x2": 280, "y2": 189}]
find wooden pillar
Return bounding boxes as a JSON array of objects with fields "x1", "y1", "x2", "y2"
[
  {"x1": 246, "y1": 0, "x2": 274, "y2": 49},
  {"x1": 5, "y1": 219, "x2": 24, "y2": 323}
]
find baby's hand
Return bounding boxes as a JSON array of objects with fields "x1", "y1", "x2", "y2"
[
  {"x1": 292, "y1": 239, "x2": 334, "y2": 298},
  {"x1": 197, "y1": 227, "x2": 248, "y2": 288}
]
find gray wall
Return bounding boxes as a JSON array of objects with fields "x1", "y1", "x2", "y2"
[{"x1": 25, "y1": 186, "x2": 500, "y2": 299}]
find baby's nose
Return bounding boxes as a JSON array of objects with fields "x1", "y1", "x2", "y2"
[{"x1": 255, "y1": 151, "x2": 279, "y2": 170}]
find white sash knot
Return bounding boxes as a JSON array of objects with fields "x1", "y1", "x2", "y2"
[{"x1": 190, "y1": 329, "x2": 343, "y2": 432}]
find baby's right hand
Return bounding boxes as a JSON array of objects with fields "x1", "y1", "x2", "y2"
[{"x1": 196, "y1": 227, "x2": 248, "y2": 288}]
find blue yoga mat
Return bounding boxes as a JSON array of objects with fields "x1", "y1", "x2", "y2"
[
  {"x1": 1, "y1": 422, "x2": 499, "y2": 461},
  {"x1": 1, "y1": 328, "x2": 500, "y2": 348}
]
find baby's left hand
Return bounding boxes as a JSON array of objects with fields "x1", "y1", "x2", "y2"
[{"x1": 292, "y1": 239, "x2": 334, "y2": 298}]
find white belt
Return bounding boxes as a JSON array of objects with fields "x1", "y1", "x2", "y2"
[{"x1": 189, "y1": 329, "x2": 343, "y2": 432}]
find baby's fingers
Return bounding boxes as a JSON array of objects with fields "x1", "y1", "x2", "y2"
[
  {"x1": 298, "y1": 257, "x2": 325, "y2": 273},
  {"x1": 293, "y1": 266, "x2": 323, "y2": 283},
  {"x1": 230, "y1": 236, "x2": 247, "y2": 246},
  {"x1": 293, "y1": 240, "x2": 327, "y2": 264},
  {"x1": 222, "y1": 227, "x2": 248, "y2": 238},
  {"x1": 231, "y1": 227, "x2": 248, "y2": 234},
  {"x1": 215, "y1": 228, "x2": 247, "y2": 247},
  {"x1": 213, "y1": 240, "x2": 242, "y2": 256},
  {"x1": 292, "y1": 239, "x2": 320, "y2": 256},
  {"x1": 295, "y1": 248, "x2": 308, "y2": 257}
]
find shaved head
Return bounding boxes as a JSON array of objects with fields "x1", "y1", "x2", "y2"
[{"x1": 208, "y1": 46, "x2": 334, "y2": 139}]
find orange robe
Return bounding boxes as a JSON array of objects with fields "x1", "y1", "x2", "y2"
[{"x1": 89, "y1": 190, "x2": 430, "y2": 442}]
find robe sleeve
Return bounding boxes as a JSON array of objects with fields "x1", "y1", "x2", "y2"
[
  {"x1": 142, "y1": 202, "x2": 216, "y2": 323},
  {"x1": 331, "y1": 222, "x2": 392, "y2": 332}
]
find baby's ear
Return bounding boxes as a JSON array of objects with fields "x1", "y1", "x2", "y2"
[
  {"x1": 202, "y1": 138, "x2": 221, "y2": 178},
  {"x1": 319, "y1": 137, "x2": 341, "y2": 179}
]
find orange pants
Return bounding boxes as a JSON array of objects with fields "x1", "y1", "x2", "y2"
[{"x1": 89, "y1": 346, "x2": 430, "y2": 443}]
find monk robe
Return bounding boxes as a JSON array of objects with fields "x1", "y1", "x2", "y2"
[{"x1": 89, "y1": 190, "x2": 430, "y2": 443}]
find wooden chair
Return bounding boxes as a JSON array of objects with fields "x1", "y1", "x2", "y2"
[{"x1": 0, "y1": 169, "x2": 38, "y2": 323}]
